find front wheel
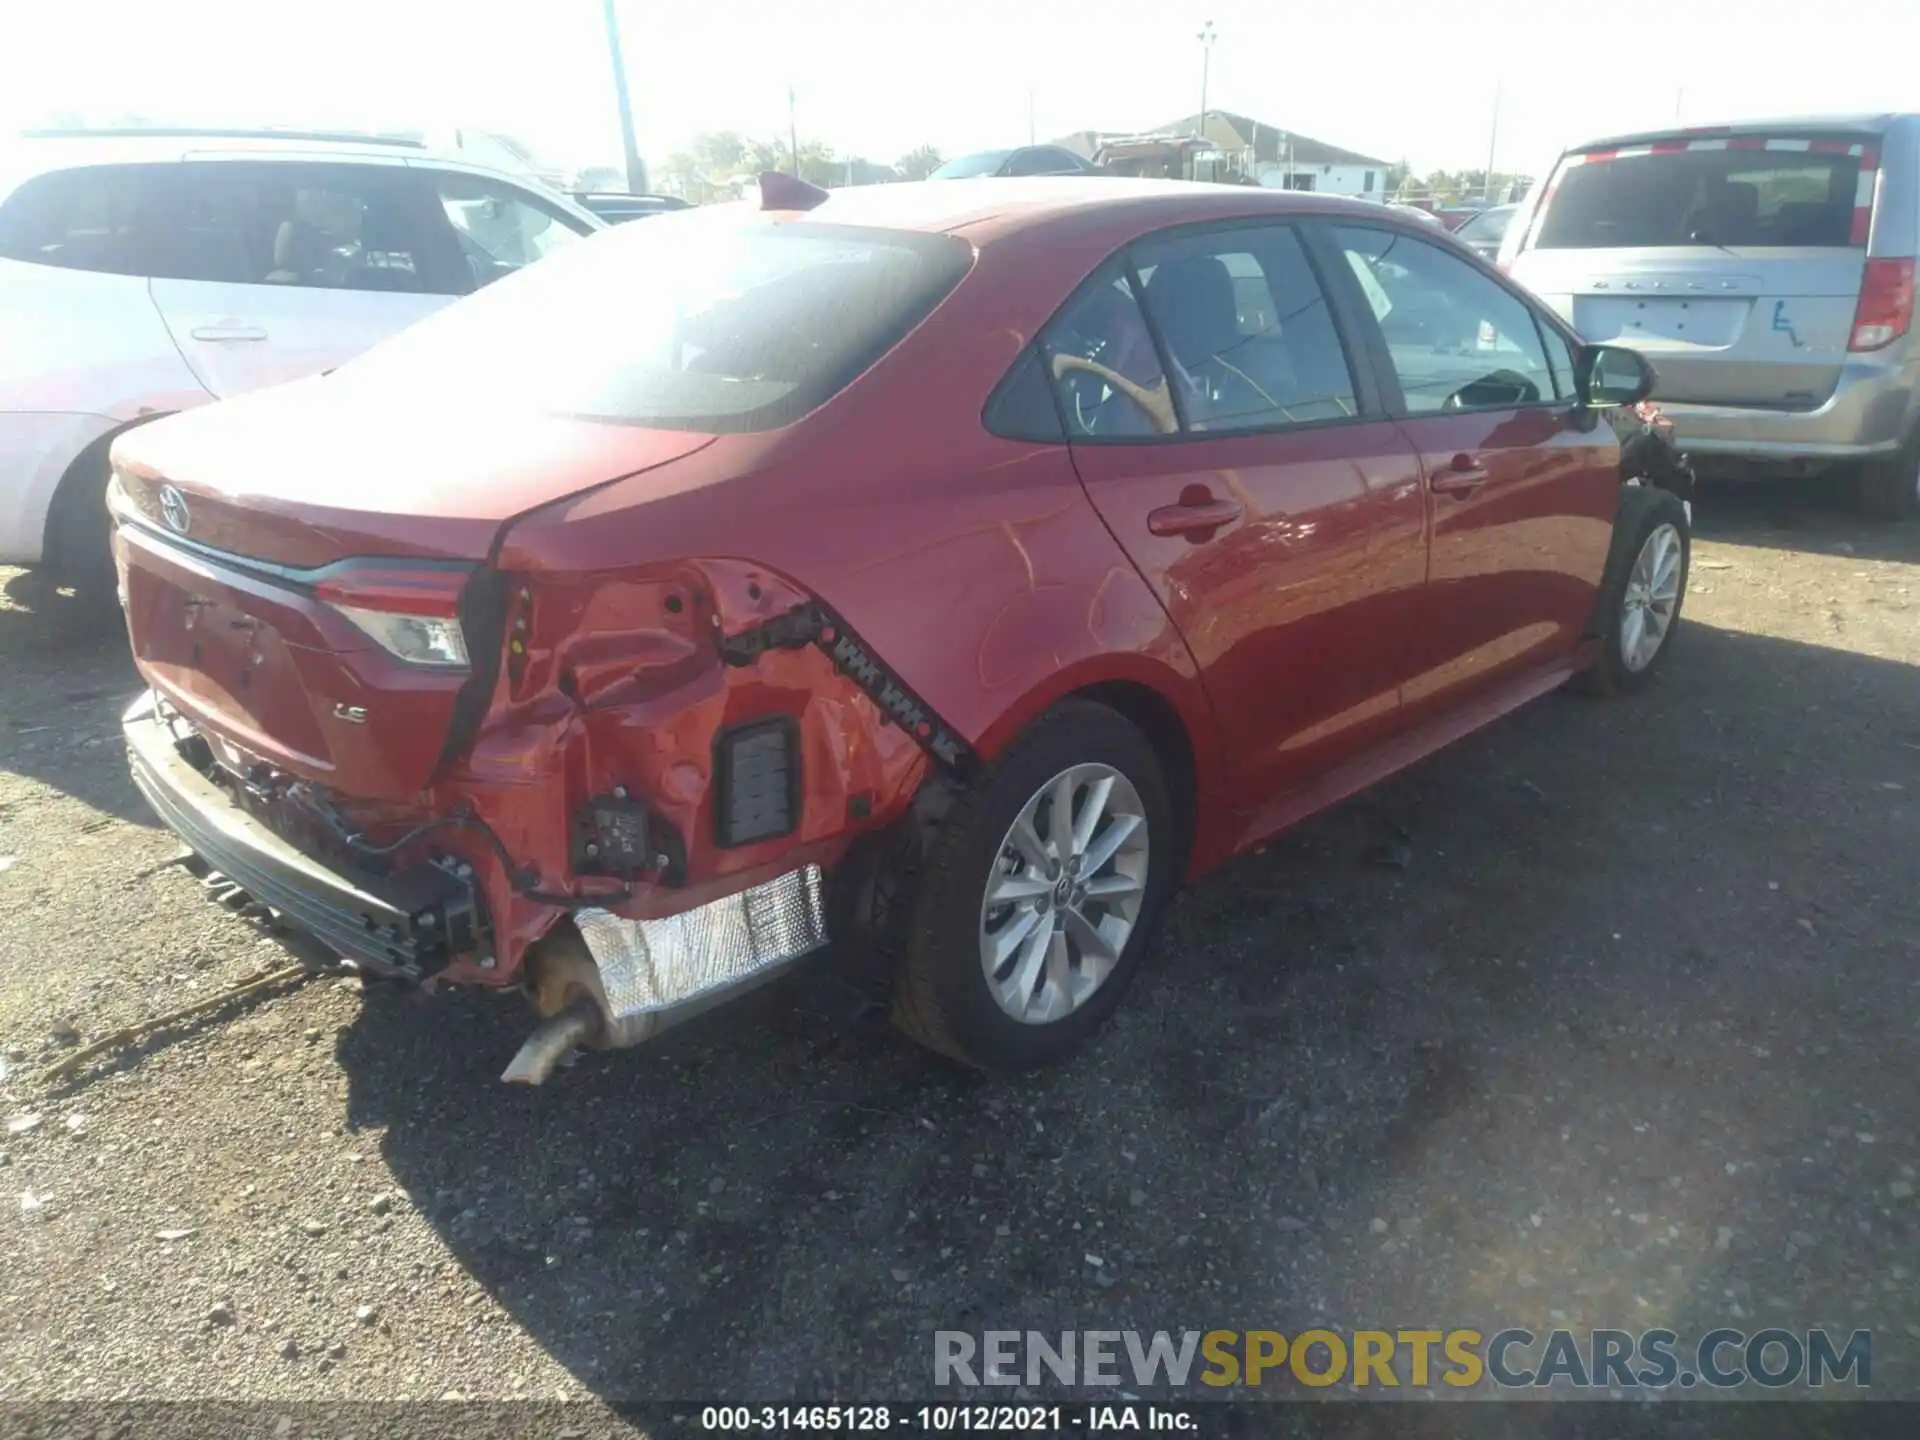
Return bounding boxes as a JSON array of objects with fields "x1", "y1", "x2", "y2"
[
  {"x1": 891, "y1": 701, "x2": 1177, "y2": 1071},
  {"x1": 1573, "y1": 486, "x2": 1690, "y2": 697}
]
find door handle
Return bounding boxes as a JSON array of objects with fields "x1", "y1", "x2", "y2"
[
  {"x1": 1430, "y1": 453, "x2": 1491, "y2": 496},
  {"x1": 1147, "y1": 497, "x2": 1244, "y2": 537},
  {"x1": 190, "y1": 325, "x2": 268, "y2": 342}
]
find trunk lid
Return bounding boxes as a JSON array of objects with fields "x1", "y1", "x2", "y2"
[
  {"x1": 1510, "y1": 133, "x2": 1877, "y2": 409},
  {"x1": 110, "y1": 376, "x2": 716, "y2": 798},
  {"x1": 111, "y1": 374, "x2": 715, "y2": 568}
]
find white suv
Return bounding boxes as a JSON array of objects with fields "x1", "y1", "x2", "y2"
[{"x1": 0, "y1": 128, "x2": 604, "y2": 585}]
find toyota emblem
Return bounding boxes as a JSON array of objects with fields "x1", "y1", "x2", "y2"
[{"x1": 157, "y1": 484, "x2": 191, "y2": 536}]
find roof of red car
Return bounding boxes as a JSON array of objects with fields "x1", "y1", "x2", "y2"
[{"x1": 775, "y1": 177, "x2": 1393, "y2": 244}]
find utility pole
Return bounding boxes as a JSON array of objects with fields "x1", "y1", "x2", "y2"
[
  {"x1": 1197, "y1": 20, "x2": 1217, "y2": 138},
  {"x1": 1028, "y1": 89, "x2": 1036, "y2": 145},
  {"x1": 1483, "y1": 79, "x2": 1502, "y2": 205},
  {"x1": 601, "y1": 0, "x2": 646, "y2": 193},
  {"x1": 1674, "y1": 87, "x2": 1685, "y2": 121},
  {"x1": 788, "y1": 86, "x2": 799, "y2": 176}
]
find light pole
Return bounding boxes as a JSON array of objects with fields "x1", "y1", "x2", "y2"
[
  {"x1": 1028, "y1": 88, "x2": 1036, "y2": 146},
  {"x1": 601, "y1": 0, "x2": 646, "y2": 193},
  {"x1": 788, "y1": 86, "x2": 799, "y2": 177},
  {"x1": 1483, "y1": 79, "x2": 1502, "y2": 205},
  {"x1": 1197, "y1": 20, "x2": 1217, "y2": 138}
]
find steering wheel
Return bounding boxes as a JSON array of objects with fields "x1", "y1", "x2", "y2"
[
  {"x1": 1050, "y1": 353, "x2": 1178, "y2": 435},
  {"x1": 1440, "y1": 369, "x2": 1541, "y2": 412}
]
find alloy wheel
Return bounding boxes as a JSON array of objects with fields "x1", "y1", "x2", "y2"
[
  {"x1": 978, "y1": 763, "x2": 1151, "y2": 1025},
  {"x1": 1621, "y1": 521, "x2": 1683, "y2": 672}
]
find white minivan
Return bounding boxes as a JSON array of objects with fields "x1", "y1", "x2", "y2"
[{"x1": 0, "y1": 128, "x2": 604, "y2": 585}]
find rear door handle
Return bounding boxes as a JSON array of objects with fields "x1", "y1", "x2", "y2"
[
  {"x1": 1431, "y1": 453, "x2": 1491, "y2": 495},
  {"x1": 1147, "y1": 498, "x2": 1244, "y2": 537},
  {"x1": 190, "y1": 325, "x2": 268, "y2": 342}
]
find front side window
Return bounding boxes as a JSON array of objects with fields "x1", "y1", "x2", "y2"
[
  {"x1": 1536, "y1": 319, "x2": 1578, "y2": 402},
  {"x1": 1133, "y1": 224, "x2": 1357, "y2": 432},
  {"x1": 1334, "y1": 226, "x2": 1555, "y2": 413},
  {"x1": 337, "y1": 214, "x2": 972, "y2": 433},
  {"x1": 430, "y1": 173, "x2": 588, "y2": 288}
]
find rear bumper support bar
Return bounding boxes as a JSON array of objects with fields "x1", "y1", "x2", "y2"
[{"x1": 123, "y1": 692, "x2": 476, "y2": 978}]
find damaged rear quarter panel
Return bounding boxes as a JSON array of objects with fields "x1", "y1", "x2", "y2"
[{"x1": 466, "y1": 230, "x2": 1224, "y2": 974}]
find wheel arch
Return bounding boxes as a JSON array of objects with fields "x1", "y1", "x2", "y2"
[
  {"x1": 969, "y1": 653, "x2": 1223, "y2": 884},
  {"x1": 42, "y1": 411, "x2": 174, "y2": 573}
]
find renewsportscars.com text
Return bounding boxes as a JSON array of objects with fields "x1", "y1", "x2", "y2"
[{"x1": 934, "y1": 1327, "x2": 1872, "y2": 1391}]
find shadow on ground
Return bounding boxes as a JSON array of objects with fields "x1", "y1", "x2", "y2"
[
  {"x1": 1692, "y1": 478, "x2": 1920, "y2": 562},
  {"x1": 0, "y1": 571, "x2": 154, "y2": 827},
  {"x1": 330, "y1": 620, "x2": 1920, "y2": 1399}
]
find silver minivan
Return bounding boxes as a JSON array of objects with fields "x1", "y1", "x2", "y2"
[{"x1": 1501, "y1": 114, "x2": 1919, "y2": 518}]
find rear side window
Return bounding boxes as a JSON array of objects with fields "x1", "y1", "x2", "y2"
[
  {"x1": 1536, "y1": 142, "x2": 1870, "y2": 250},
  {"x1": 1132, "y1": 224, "x2": 1358, "y2": 432},
  {"x1": 0, "y1": 161, "x2": 470, "y2": 292},
  {"x1": 1040, "y1": 266, "x2": 1174, "y2": 438},
  {"x1": 337, "y1": 216, "x2": 973, "y2": 433},
  {"x1": 175, "y1": 163, "x2": 468, "y2": 294},
  {"x1": 0, "y1": 165, "x2": 157, "y2": 276}
]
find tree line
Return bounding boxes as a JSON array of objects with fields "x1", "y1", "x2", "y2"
[{"x1": 657, "y1": 132, "x2": 946, "y2": 197}]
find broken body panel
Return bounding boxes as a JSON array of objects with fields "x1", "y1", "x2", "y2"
[{"x1": 108, "y1": 199, "x2": 1219, "y2": 1028}]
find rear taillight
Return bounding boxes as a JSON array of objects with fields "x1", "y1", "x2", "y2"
[
  {"x1": 1850, "y1": 257, "x2": 1916, "y2": 351},
  {"x1": 314, "y1": 563, "x2": 472, "y2": 668}
]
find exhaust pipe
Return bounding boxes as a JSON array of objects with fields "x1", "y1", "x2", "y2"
[
  {"x1": 500, "y1": 997, "x2": 600, "y2": 1085},
  {"x1": 499, "y1": 865, "x2": 829, "y2": 1083}
]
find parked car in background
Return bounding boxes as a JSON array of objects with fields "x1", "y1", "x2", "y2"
[
  {"x1": 1456, "y1": 202, "x2": 1518, "y2": 262},
  {"x1": 109, "y1": 175, "x2": 1684, "y2": 1086},
  {"x1": 1502, "y1": 113, "x2": 1920, "y2": 518},
  {"x1": 574, "y1": 191, "x2": 692, "y2": 225},
  {"x1": 929, "y1": 146, "x2": 1097, "y2": 178},
  {"x1": 0, "y1": 128, "x2": 604, "y2": 585},
  {"x1": 1388, "y1": 202, "x2": 1447, "y2": 227}
]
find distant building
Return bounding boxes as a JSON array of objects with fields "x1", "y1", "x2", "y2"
[{"x1": 1055, "y1": 110, "x2": 1390, "y2": 198}]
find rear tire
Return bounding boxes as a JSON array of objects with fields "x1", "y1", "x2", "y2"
[
  {"x1": 891, "y1": 700, "x2": 1176, "y2": 1071},
  {"x1": 1855, "y1": 437, "x2": 1920, "y2": 521},
  {"x1": 44, "y1": 443, "x2": 118, "y2": 602},
  {"x1": 1573, "y1": 486, "x2": 1690, "y2": 698}
]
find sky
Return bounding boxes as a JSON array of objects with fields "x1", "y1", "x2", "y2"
[{"x1": 2, "y1": 0, "x2": 1913, "y2": 185}]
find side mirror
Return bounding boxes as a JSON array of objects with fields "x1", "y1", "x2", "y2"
[{"x1": 1578, "y1": 343, "x2": 1657, "y2": 408}]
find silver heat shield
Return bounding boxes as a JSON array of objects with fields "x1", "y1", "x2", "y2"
[{"x1": 573, "y1": 865, "x2": 827, "y2": 1020}]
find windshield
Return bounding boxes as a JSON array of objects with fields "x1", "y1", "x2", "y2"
[
  {"x1": 335, "y1": 212, "x2": 972, "y2": 432},
  {"x1": 929, "y1": 151, "x2": 1012, "y2": 179},
  {"x1": 1537, "y1": 141, "x2": 1869, "y2": 249}
]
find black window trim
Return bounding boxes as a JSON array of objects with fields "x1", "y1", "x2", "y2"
[
  {"x1": 1307, "y1": 217, "x2": 1582, "y2": 421},
  {"x1": 983, "y1": 214, "x2": 1390, "y2": 448}
]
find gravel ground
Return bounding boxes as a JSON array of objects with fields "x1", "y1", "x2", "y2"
[{"x1": 0, "y1": 485, "x2": 1915, "y2": 1409}]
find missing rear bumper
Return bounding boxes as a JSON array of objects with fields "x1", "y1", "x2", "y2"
[{"x1": 122, "y1": 691, "x2": 477, "y2": 978}]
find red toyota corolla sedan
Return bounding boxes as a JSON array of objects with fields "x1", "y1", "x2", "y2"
[{"x1": 107, "y1": 175, "x2": 1691, "y2": 1082}]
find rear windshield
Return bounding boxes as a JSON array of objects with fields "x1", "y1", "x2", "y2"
[
  {"x1": 336, "y1": 212, "x2": 972, "y2": 431},
  {"x1": 1536, "y1": 141, "x2": 1868, "y2": 250}
]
